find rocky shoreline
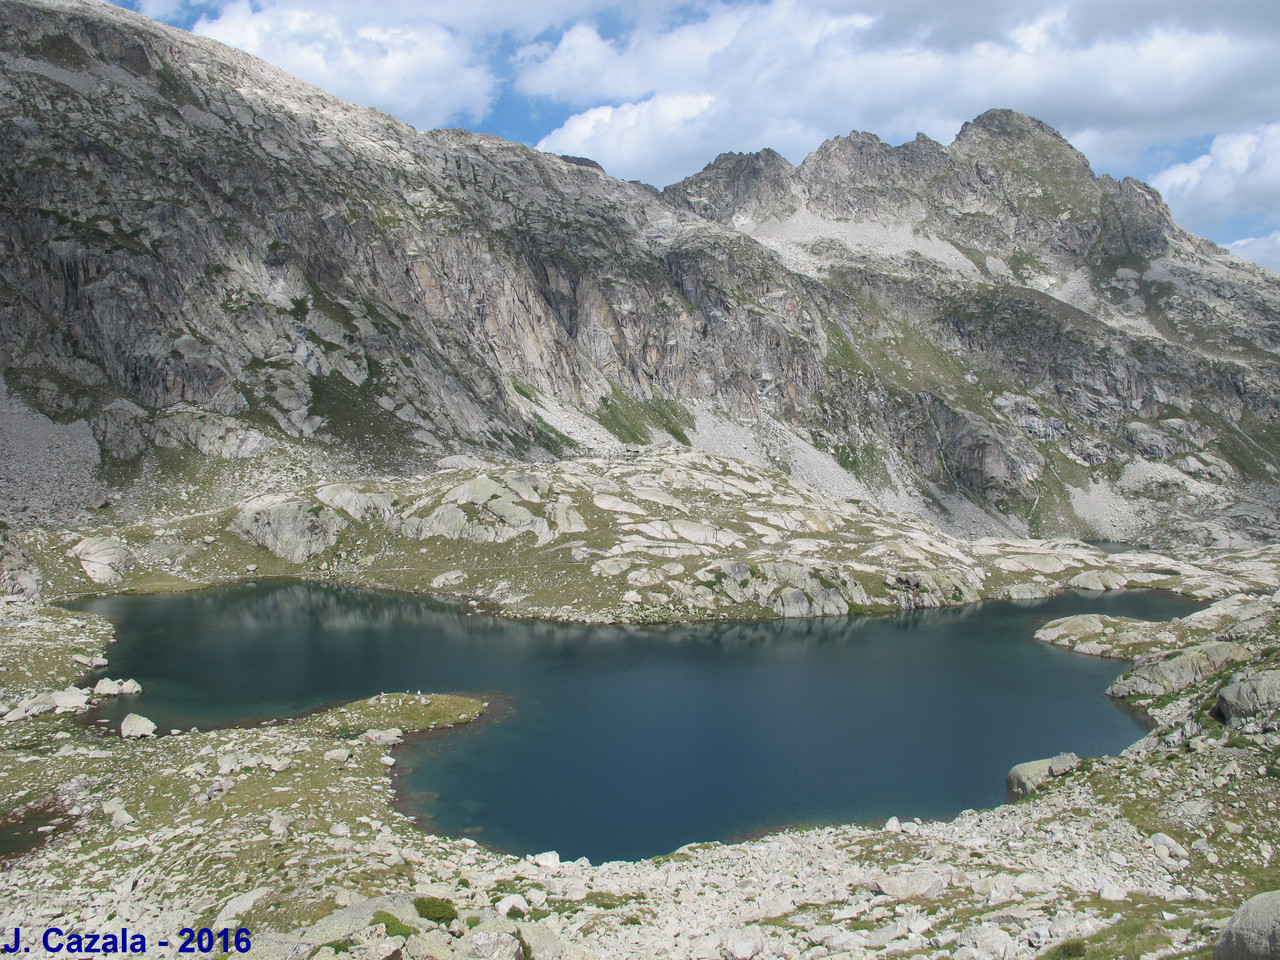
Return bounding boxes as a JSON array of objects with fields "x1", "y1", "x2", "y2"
[{"x1": 1, "y1": 556, "x2": 1278, "y2": 960}]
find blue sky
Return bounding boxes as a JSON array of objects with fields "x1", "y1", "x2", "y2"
[{"x1": 109, "y1": 0, "x2": 1280, "y2": 270}]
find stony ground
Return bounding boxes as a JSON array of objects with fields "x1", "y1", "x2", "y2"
[
  {"x1": 2, "y1": 446, "x2": 1280, "y2": 960},
  {"x1": 2, "y1": 547, "x2": 1279, "y2": 959},
  {"x1": 11, "y1": 447, "x2": 1280, "y2": 626}
]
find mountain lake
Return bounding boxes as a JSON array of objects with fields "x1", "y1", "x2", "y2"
[{"x1": 72, "y1": 584, "x2": 1205, "y2": 863}]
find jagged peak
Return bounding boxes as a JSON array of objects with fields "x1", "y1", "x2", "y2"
[
  {"x1": 949, "y1": 108, "x2": 1094, "y2": 175},
  {"x1": 663, "y1": 148, "x2": 797, "y2": 221},
  {"x1": 679, "y1": 147, "x2": 795, "y2": 183}
]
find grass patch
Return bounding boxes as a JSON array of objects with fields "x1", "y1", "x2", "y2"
[
  {"x1": 307, "y1": 360, "x2": 424, "y2": 470},
  {"x1": 592, "y1": 387, "x2": 693, "y2": 446},
  {"x1": 1041, "y1": 939, "x2": 1086, "y2": 959},
  {"x1": 370, "y1": 911, "x2": 417, "y2": 939},
  {"x1": 413, "y1": 896, "x2": 457, "y2": 923},
  {"x1": 594, "y1": 389, "x2": 652, "y2": 445}
]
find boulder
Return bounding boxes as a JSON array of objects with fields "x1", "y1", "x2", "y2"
[
  {"x1": 531, "y1": 850, "x2": 561, "y2": 871},
  {"x1": 953, "y1": 923, "x2": 1013, "y2": 960},
  {"x1": 1215, "y1": 890, "x2": 1280, "y2": 960},
  {"x1": 0, "y1": 530, "x2": 41, "y2": 598},
  {"x1": 315, "y1": 483, "x2": 377, "y2": 520},
  {"x1": 1110, "y1": 642, "x2": 1253, "y2": 699},
  {"x1": 721, "y1": 928, "x2": 763, "y2": 960},
  {"x1": 120, "y1": 713, "x2": 157, "y2": 738},
  {"x1": 872, "y1": 870, "x2": 947, "y2": 900},
  {"x1": 1099, "y1": 881, "x2": 1128, "y2": 901},
  {"x1": 1006, "y1": 752, "x2": 1079, "y2": 800},
  {"x1": 1218, "y1": 671, "x2": 1280, "y2": 728},
  {"x1": 494, "y1": 894, "x2": 529, "y2": 917},
  {"x1": 1049, "y1": 753, "x2": 1081, "y2": 776},
  {"x1": 51, "y1": 687, "x2": 88, "y2": 712},
  {"x1": 360, "y1": 728, "x2": 403, "y2": 746},
  {"x1": 230, "y1": 495, "x2": 346, "y2": 564},
  {"x1": 1150, "y1": 832, "x2": 1189, "y2": 859},
  {"x1": 463, "y1": 931, "x2": 521, "y2": 960},
  {"x1": 71, "y1": 536, "x2": 133, "y2": 584},
  {"x1": 431, "y1": 570, "x2": 466, "y2": 588},
  {"x1": 94, "y1": 678, "x2": 122, "y2": 696},
  {"x1": 93, "y1": 399, "x2": 150, "y2": 460},
  {"x1": 1068, "y1": 569, "x2": 1128, "y2": 591}
]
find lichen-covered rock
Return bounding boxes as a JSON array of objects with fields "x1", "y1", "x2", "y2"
[
  {"x1": 1215, "y1": 890, "x2": 1280, "y2": 960},
  {"x1": 1109, "y1": 641, "x2": 1253, "y2": 698},
  {"x1": 1217, "y1": 671, "x2": 1280, "y2": 729},
  {"x1": 71, "y1": 536, "x2": 133, "y2": 585},
  {"x1": 229, "y1": 496, "x2": 346, "y2": 564}
]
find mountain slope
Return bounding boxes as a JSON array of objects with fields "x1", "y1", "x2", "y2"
[{"x1": 3, "y1": 0, "x2": 1280, "y2": 545}]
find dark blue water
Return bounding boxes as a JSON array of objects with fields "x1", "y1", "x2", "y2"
[{"x1": 73, "y1": 584, "x2": 1204, "y2": 863}]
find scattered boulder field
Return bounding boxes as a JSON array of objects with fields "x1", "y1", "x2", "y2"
[
  {"x1": 1, "y1": 447, "x2": 1279, "y2": 959},
  {"x1": 15, "y1": 448, "x2": 1280, "y2": 626}
]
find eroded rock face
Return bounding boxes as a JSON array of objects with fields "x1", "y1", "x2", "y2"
[
  {"x1": 1109, "y1": 642, "x2": 1254, "y2": 698},
  {"x1": 1215, "y1": 890, "x2": 1280, "y2": 960},
  {"x1": 229, "y1": 496, "x2": 346, "y2": 564},
  {"x1": 150, "y1": 409, "x2": 271, "y2": 459},
  {"x1": 1217, "y1": 671, "x2": 1280, "y2": 729}
]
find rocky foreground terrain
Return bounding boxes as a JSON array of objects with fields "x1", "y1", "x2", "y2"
[
  {"x1": 2, "y1": 577, "x2": 1280, "y2": 960},
  {"x1": 3, "y1": 0, "x2": 1280, "y2": 958}
]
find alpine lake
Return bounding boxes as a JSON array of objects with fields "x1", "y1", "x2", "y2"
[{"x1": 71, "y1": 584, "x2": 1205, "y2": 864}]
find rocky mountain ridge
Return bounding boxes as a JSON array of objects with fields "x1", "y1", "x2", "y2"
[{"x1": 2, "y1": 0, "x2": 1280, "y2": 548}]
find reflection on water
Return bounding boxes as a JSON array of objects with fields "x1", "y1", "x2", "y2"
[
  {"x1": 74, "y1": 583, "x2": 1205, "y2": 863},
  {"x1": 1085, "y1": 541, "x2": 1148, "y2": 555}
]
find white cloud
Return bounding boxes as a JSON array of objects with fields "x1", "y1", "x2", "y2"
[
  {"x1": 194, "y1": 0, "x2": 497, "y2": 128},
  {"x1": 525, "y1": 4, "x2": 1276, "y2": 188},
  {"x1": 1228, "y1": 232, "x2": 1280, "y2": 274},
  {"x1": 1149, "y1": 124, "x2": 1280, "y2": 233},
  {"x1": 537, "y1": 93, "x2": 720, "y2": 175},
  {"x1": 515, "y1": 14, "x2": 750, "y2": 106},
  {"x1": 135, "y1": 0, "x2": 190, "y2": 19}
]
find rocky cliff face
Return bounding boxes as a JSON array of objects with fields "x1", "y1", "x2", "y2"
[{"x1": 3, "y1": 0, "x2": 1280, "y2": 546}]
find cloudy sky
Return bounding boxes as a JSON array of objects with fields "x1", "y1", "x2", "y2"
[{"x1": 110, "y1": 0, "x2": 1280, "y2": 271}]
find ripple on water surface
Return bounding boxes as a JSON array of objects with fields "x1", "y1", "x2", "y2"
[{"x1": 74, "y1": 584, "x2": 1206, "y2": 862}]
